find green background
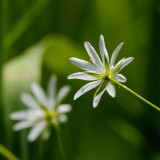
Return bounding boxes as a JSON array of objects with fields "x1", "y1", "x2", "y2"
[{"x1": 0, "y1": 0, "x2": 160, "y2": 159}]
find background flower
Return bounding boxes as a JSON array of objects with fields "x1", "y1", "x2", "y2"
[{"x1": 10, "y1": 75, "x2": 71, "y2": 142}]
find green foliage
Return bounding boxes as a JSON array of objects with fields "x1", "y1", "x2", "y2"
[
  {"x1": 0, "y1": 144, "x2": 19, "y2": 160},
  {"x1": 0, "y1": 0, "x2": 160, "y2": 160}
]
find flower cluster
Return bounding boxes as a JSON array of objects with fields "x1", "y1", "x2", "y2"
[
  {"x1": 68, "y1": 35, "x2": 134, "y2": 107},
  {"x1": 10, "y1": 75, "x2": 71, "y2": 142}
]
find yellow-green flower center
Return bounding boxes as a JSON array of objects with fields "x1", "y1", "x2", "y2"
[
  {"x1": 47, "y1": 111, "x2": 57, "y2": 118},
  {"x1": 45, "y1": 110, "x2": 58, "y2": 122},
  {"x1": 88, "y1": 70, "x2": 115, "y2": 81}
]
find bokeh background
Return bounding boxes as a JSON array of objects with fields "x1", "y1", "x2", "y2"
[{"x1": 0, "y1": 0, "x2": 160, "y2": 159}]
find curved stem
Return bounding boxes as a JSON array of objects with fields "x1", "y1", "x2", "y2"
[
  {"x1": 0, "y1": 144, "x2": 19, "y2": 160},
  {"x1": 53, "y1": 123, "x2": 66, "y2": 160},
  {"x1": 109, "y1": 76, "x2": 160, "y2": 111}
]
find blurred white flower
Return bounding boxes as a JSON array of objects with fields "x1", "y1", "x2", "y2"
[
  {"x1": 68, "y1": 35, "x2": 134, "y2": 108},
  {"x1": 10, "y1": 75, "x2": 71, "y2": 142}
]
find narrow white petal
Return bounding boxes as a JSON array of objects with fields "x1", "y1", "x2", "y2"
[
  {"x1": 27, "y1": 121, "x2": 47, "y2": 142},
  {"x1": 10, "y1": 110, "x2": 44, "y2": 121},
  {"x1": 93, "y1": 89, "x2": 105, "y2": 108},
  {"x1": 114, "y1": 74, "x2": 127, "y2": 82},
  {"x1": 31, "y1": 83, "x2": 47, "y2": 106},
  {"x1": 48, "y1": 75, "x2": 57, "y2": 101},
  {"x1": 99, "y1": 35, "x2": 109, "y2": 62},
  {"x1": 58, "y1": 115, "x2": 68, "y2": 123},
  {"x1": 47, "y1": 75, "x2": 57, "y2": 109},
  {"x1": 84, "y1": 42, "x2": 104, "y2": 70},
  {"x1": 106, "y1": 83, "x2": 116, "y2": 97},
  {"x1": 21, "y1": 93, "x2": 39, "y2": 108},
  {"x1": 68, "y1": 72, "x2": 98, "y2": 81},
  {"x1": 70, "y1": 57, "x2": 101, "y2": 73},
  {"x1": 57, "y1": 104, "x2": 72, "y2": 113},
  {"x1": 10, "y1": 109, "x2": 45, "y2": 121},
  {"x1": 57, "y1": 85, "x2": 70, "y2": 103},
  {"x1": 110, "y1": 42, "x2": 124, "y2": 67},
  {"x1": 13, "y1": 121, "x2": 34, "y2": 131},
  {"x1": 42, "y1": 129, "x2": 51, "y2": 140},
  {"x1": 112, "y1": 58, "x2": 125, "y2": 72},
  {"x1": 10, "y1": 110, "x2": 30, "y2": 120},
  {"x1": 74, "y1": 80, "x2": 101, "y2": 100},
  {"x1": 118, "y1": 57, "x2": 134, "y2": 72}
]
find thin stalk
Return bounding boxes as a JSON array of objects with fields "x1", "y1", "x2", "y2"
[
  {"x1": 53, "y1": 123, "x2": 66, "y2": 160},
  {"x1": 109, "y1": 76, "x2": 160, "y2": 111},
  {"x1": 0, "y1": 144, "x2": 19, "y2": 160}
]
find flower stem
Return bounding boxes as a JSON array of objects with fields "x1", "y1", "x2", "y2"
[
  {"x1": 109, "y1": 76, "x2": 160, "y2": 111},
  {"x1": 54, "y1": 123, "x2": 66, "y2": 160},
  {"x1": 0, "y1": 144, "x2": 19, "y2": 160}
]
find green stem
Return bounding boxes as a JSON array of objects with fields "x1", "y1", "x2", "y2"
[
  {"x1": 0, "y1": 144, "x2": 19, "y2": 160},
  {"x1": 53, "y1": 123, "x2": 66, "y2": 160},
  {"x1": 109, "y1": 76, "x2": 160, "y2": 111}
]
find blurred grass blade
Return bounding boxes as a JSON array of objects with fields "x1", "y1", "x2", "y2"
[
  {"x1": 0, "y1": 0, "x2": 8, "y2": 59},
  {"x1": 0, "y1": 0, "x2": 9, "y2": 144},
  {"x1": 3, "y1": 41, "x2": 45, "y2": 117},
  {"x1": 0, "y1": 144, "x2": 19, "y2": 160},
  {"x1": 106, "y1": 115, "x2": 144, "y2": 149},
  {"x1": 4, "y1": 0, "x2": 50, "y2": 49},
  {"x1": 2, "y1": 40, "x2": 45, "y2": 158}
]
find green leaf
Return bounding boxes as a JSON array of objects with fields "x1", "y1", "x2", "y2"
[
  {"x1": 2, "y1": 34, "x2": 83, "y2": 112},
  {"x1": 42, "y1": 34, "x2": 84, "y2": 76}
]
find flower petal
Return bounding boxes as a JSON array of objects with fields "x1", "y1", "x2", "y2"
[
  {"x1": 13, "y1": 121, "x2": 34, "y2": 131},
  {"x1": 99, "y1": 35, "x2": 109, "y2": 63},
  {"x1": 10, "y1": 109, "x2": 44, "y2": 120},
  {"x1": 42, "y1": 129, "x2": 51, "y2": 140},
  {"x1": 110, "y1": 42, "x2": 124, "y2": 67},
  {"x1": 70, "y1": 58, "x2": 101, "y2": 73},
  {"x1": 106, "y1": 83, "x2": 116, "y2": 97},
  {"x1": 48, "y1": 75, "x2": 57, "y2": 101},
  {"x1": 10, "y1": 110, "x2": 30, "y2": 120},
  {"x1": 47, "y1": 75, "x2": 57, "y2": 109},
  {"x1": 31, "y1": 83, "x2": 47, "y2": 106},
  {"x1": 57, "y1": 85, "x2": 70, "y2": 104},
  {"x1": 57, "y1": 104, "x2": 72, "y2": 113},
  {"x1": 74, "y1": 80, "x2": 101, "y2": 100},
  {"x1": 21, "y1": 93, "x2": 39, "y2": 108},
  {"x1": 112, "y1": 58, "x2": 125, "y2": 73},
  {"x1": 68, "y1": 72, "x2": 98, "y2": 81},
  {"x1": 27, "y1": 121, "x2": 47, "y2": 142},
  {"x1": 118, "y1": 57, "x2": 134, "y2": 72},
  {"x1": 114, "y1": 74, "x2": 127, "y2": 82},
  {"x1": 93, "y1": 89, "x2": 105, "y2": 108},
  {"x1": 84, "y1": 42, "x2": 104, "y2": 70},
  {"x1": 58, "y1": 114, "x2": 68, "y2": 123}
]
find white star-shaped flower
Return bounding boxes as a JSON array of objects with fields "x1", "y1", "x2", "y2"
[
  {"x1": 10, "y1": 75, "x2": 72, "y2": 142},
  {"x1": 68, "y1": 35, "x2": 134, "y2": 108}
]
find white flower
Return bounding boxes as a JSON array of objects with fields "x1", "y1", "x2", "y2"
[
  {"x1": 68, "y1": 35, "x2": 134, "y2": 108},
  {"x1": 10, "y1": 75, "x2": 71, "y2": 142}
]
